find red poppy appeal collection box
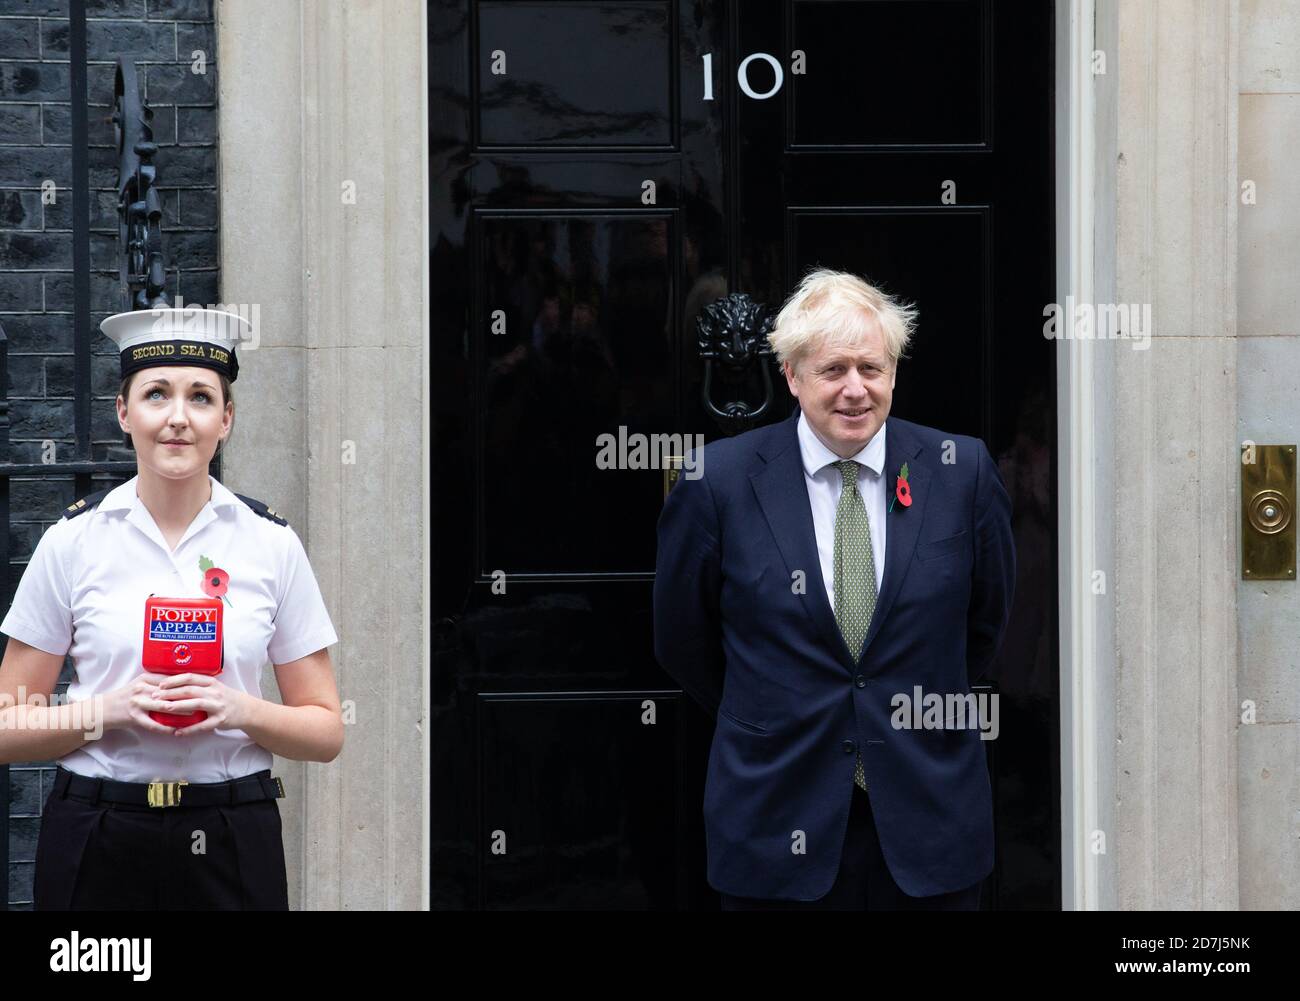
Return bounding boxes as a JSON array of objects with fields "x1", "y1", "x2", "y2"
[{"x1": 141, "y1": 596, "x2": 224, "y2": 728}]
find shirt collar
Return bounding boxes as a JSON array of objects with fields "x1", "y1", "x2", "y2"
[
  {"x1": 98, "y1": 474, "x2": 241, "y2": 514},
  {"x1": 796, "y1": 409, "x2": 887, "y2": 479}
]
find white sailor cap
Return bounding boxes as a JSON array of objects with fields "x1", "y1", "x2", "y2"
[{"x1": 101, "y1": 306, "x2": 253, "y2": 383}]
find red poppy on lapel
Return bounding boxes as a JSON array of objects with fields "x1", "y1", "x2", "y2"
[{"x1": 889, "y1": 462, "x2": 911, "y2": 512}]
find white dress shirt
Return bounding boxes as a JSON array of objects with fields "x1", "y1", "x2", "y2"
[
  {"x1": 796, "y1": 410, "x2": 888, "y2": 609},
  {"x1": 0, "y1": 474, "x2": 339, "y2": 782}
]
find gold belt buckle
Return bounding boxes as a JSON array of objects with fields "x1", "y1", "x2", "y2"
[{"x1": 147, "y1": 779, "x2": 188, "y2": 808}]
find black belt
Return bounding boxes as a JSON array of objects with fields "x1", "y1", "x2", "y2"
[{"x1": 54, "y1": 765, "x2": 285, "y2": 809}]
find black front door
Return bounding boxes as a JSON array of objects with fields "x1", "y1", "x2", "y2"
[{"x1": 429, "y1": 0, "x2": 1058, "y2": 909}]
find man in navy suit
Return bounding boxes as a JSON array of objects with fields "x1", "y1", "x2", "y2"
[{"x1": 654, "y1": 268, "x2": 1015, "y2": 909}]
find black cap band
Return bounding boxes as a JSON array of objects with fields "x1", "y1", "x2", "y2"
[{"x1": 120, "y1": 338, "x2": 239, "y2": 383}]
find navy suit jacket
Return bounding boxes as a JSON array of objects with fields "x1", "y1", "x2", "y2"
[{"x1": 653, "y1": 407, "x2": 1015, "y2": 899}]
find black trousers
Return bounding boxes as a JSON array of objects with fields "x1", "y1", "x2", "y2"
[
  {"x1": 720, "y1": 781, "x2": 984, "y2": 911},
  {"x1": 34, "y1": 766, "x2": 289, "y2": 911}
]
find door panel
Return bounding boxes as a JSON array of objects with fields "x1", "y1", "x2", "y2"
[
  {"x1": 478, "y1": 213, "x2": 675, "y2": 574},
  {"x1": 476, "y1": 2, "x2": 676, "y2": 148}
]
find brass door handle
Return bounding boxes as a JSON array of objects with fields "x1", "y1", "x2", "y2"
[{"x1": 663, "y1": 455, "x2": 683, "y2": 501}]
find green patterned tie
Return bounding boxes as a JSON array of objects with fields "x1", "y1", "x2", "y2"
[{"x1": 832, "y1": 459, "x2": 877, "y2": 791}]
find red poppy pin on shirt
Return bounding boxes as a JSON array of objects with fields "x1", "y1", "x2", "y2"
[
  {"x1": 889, "y1": 462, "x2": 911, "y2": 513},
  {"x1": 199, "y1": 554, "x2": 232, "y2": 605}
]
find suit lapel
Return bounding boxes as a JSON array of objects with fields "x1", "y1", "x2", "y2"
[
  {"x1": 860, "y1": 418, "x2": 925, "y2": 662},
  {"x1": 749, "y1": 410, "x2": 928, "y2": 671},
  {"x1": 750, "y1": 410, "x2": 856, "y2": 669}
]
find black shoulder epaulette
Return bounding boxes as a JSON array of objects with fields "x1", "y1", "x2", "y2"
[
  {"x1": 63, "y1": 488, "x2": 112, "y2": 519},
  {"x1": 234, "y1": 493, "x2": 288, "y2": 526}
]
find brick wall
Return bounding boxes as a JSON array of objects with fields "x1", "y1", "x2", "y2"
[{"x1": 0, "y1": 0, "x2": 219, "y2": 909}]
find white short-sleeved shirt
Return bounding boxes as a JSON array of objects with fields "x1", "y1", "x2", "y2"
[{"x1": 0, "y1": 474, "x2": 339, "y2": 782}]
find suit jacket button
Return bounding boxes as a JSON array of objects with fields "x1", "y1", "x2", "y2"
[
  {"x1": 855, "y1": 675, "x2": 866, "y2": 688},
  {"x1": 842, "y1": 740, "x2": 855, "y2": 754}
]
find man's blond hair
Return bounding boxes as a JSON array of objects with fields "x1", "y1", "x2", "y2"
[{"x1": 767, "y1": 267, "x2": 918, "y2": 372}]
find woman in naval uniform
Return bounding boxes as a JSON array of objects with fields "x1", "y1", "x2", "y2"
[{"x1": 0, "y1": 306, "x2": 343, "y2": 910}]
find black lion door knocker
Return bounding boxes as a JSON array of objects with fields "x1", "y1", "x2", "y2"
[{"x1": 697, "y1": 293, "x2": 776, "y2": 435}]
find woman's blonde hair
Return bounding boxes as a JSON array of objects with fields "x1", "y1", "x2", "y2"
[
  {"x1": 119, "y1": 370, "x2": 236, "y2": 457},
  {"x1": 767, "y1": 267, "x2": 919, "y2": 373}
]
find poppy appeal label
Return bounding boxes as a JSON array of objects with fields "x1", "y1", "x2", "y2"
[{"x1": 142, "y1": 597, "x2": 224, "y2": 674}]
